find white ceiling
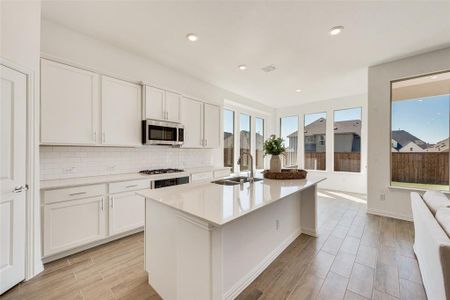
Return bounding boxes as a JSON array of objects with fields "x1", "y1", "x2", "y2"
[{"x1": 41, "y1": 1, "x2": 450, "y2": 108}]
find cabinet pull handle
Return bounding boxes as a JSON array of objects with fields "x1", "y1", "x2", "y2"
[
  {"x1": 126, "y1": 184, "x2": 138, "y2": 188},
  {"x1": 69, "y1": 192, "x2": 86, "y2": 196},
  {"x1": 101, "y1": 198, "x2": 104, "y2": 211},
  {"x1": 205, "y1": 139, "x2": 208, "y2": 146},
  {"x1": 110, "y1": 196, "x2": 114, "y2": 208},
  {"x1": 93, "y1": 131, "x2": 97, "y2": 141},
  {"x1": 102, "y1": 132, "x2": 106, "y2": 143}
]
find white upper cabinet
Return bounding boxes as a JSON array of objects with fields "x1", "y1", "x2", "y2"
[
  {"x1": 165, "y1": 91, "x2": 181, "y2": 122},
  {"x1": 203, "y1": 103, "x2": 220, "y2": 148},
  {"x1": 181, "y1": 97, "x2": 203, "y2": 148},
  {"x1": 181, "y1": 97, "x2": 221, "y2": 149},
  {"x1": 144, "y1": 86, "x2": 181, "y2": 122},
  {"x1": 144, "y1": 86, "x2": 165, "y2": 120},
  {"x1": 41, "y1": 59, "x2": 99, "y2": 145},
  {"x1": 101, "y1": 76, "x2": 141, "y2": 146}
]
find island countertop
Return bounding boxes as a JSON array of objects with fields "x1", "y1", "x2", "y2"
[{"x1": 137, "y1": 175, "x2": 326, "y2": 226}]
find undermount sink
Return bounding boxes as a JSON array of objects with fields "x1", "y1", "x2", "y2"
[{"x1": 212, "y1": 176, "x2": 263, "y2": 185}]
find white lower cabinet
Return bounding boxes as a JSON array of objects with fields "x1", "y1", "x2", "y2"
[
  {"x1": 43, "y1": 196, "x2": 106, "y2": 256},
  {"x1": 109, "y1": 192, "x2": 145, "y2": 236},
  {"x1": 42, "y1": 180, "x2": 148, "y2": 260}
]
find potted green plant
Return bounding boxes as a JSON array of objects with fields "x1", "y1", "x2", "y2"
[{"x1": 263, "y1": 135, "x2": 286, "y2": 172}]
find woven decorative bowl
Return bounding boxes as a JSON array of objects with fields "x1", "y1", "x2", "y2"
[{"x1": 262, "y1": 169, "x2": 308, "y2": 180}]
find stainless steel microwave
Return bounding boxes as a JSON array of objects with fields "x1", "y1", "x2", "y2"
[{"x1": 142, "y1": 119, "x2": 184, "y2": 146}]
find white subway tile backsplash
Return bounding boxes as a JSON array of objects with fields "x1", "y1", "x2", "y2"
[{"x1": 40, "y1": 146, "x2": 218, "y2": 180}]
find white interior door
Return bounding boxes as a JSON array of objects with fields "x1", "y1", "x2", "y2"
[{"x1": 0, "y1": 65, "x2": 27, "y2": 294}]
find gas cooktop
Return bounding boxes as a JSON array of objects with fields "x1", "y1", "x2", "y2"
[{"x1": 139, "y1": 168, "x2": 184, "y2": 175}]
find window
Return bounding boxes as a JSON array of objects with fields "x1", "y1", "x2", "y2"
[
  {"x1": 334, "y1": 108, "x2": 362, "y2": 172},
  {"x1": 240, "y1": 113, "x2": 251, "y2": 171},
  {"x1": 391, "y1": 71, "x2": 450, "y2": 190},
  {"x1": 255, "y1": 117, "x2": 264, "y2": 170},
  {"x1": 280, "y1": 116, "x2": 298, "y2": 168},
  {"x1": 304, "y1": 112, "x2": 326, "y2": 170},
  {"x1": 223, "y1": 109, "x2": 234, "y2": 172}
]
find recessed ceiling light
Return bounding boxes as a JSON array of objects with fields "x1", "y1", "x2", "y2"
[
  {"x1": 296, "y1": 89, "x2": 302, "y2": 93},
  {"x1": 186, "y1": 33, "x2": 198, "y2": 42},
  {"x1": 418, "y1": 99, "x2": 423, "y2": 102},
  {"x1": 329, "y1": 26, "x2": 344, "y2": 36},
  {"x1": 238, "y1": 65, "x2": 247, "y2": 70}
]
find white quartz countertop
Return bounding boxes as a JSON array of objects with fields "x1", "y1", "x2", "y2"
[
  {"x1": 40, "y1": 166, "x2": 230, "y2": 190},
  {"x1": 137, "y1": 175, "x2": 326, "y2": 226}
]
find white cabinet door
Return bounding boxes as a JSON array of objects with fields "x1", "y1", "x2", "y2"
[
  {"x1": 109, "y1": 192, "x2": 145, "y2": 236},
  {"x1": 41, "y1": 59, "x2": 99, "y2": 145},
  {"x1": 101, "y1": 76, "x2": 141, "y2": 146},
  {"x1": 203, "y1": 103, "x2": 221, "y2": 148},
  {"x1": 144, "y1": 86, "x2": 165, "y2": 120},
  {"x1": 165, "y1": 91, "x2": 181, "y2": 122},
  {"x1": 43, "y1": 196, "x2": 106, "y2": 256},
  {"x1": 0, "y1": 65, "x2": 27, "y2": 294},
  {"x1": 181, "y1": 97, "x2": 203, "y2": 148}
]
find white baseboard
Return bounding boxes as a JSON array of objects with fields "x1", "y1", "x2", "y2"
[
  {"x1": 367, "y1": 208, "x2": 413, "y2": 222},
  {"x1": 223, "y1": 228, "x2": 302, "y2": 300}
]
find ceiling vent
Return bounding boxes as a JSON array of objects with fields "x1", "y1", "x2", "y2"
[{"x1": 261, "y1": 65, "x2": 276, "y2": 72}]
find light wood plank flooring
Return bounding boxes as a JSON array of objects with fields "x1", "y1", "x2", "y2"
[{"x1": 1, "y1": 190, "x2": 426, "y2": 300}]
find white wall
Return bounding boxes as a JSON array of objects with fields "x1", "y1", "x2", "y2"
[
  {"x1": 1, "y1": 0, "x2": 43, "y2": 278},
  {"x1": 368, "y1": 47, "x2": 450, "y2": 221},
  {"x1": 276, "y1": 94, "x2": 368, "y2": 194}
]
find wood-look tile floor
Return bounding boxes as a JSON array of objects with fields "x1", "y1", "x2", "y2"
[{"x1": 1, "y1": 190, "x2": 427, "y2": 300}]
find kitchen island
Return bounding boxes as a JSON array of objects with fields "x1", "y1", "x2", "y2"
[{"x1": 137, "y1": 175, "x2": 326, "y2": 300}]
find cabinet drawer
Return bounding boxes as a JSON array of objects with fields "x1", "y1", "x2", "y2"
[
  {"x1": 44, "y1": 184, "x2": 106, "y2": 204},
  {"x1": 191, "y1": 171, "x2": 213, "y2": 182},
  {"x1": 109, "y1": 179, "x2": 150, "y2": 194},
  {"x1": 214, "y1": 169, "x2": 231, "y2": 178}
]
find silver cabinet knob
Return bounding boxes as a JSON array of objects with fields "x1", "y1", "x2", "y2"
[{"x1": 13, "y1": 185, "x2": 28, "y2": 193}]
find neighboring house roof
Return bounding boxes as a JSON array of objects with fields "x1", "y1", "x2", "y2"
[
  {"x1": 399, "y1": 141, "x2": 426, "y2": 152},
  {"x1": 288, "y1": 118, "x2": 361, "y2": 138},
  {"x1": 391, "y1": 130, "x2": 428, "y2": 150},
  {"x1": 426, "y1": 138, "x2": 449, "y2": 152}
]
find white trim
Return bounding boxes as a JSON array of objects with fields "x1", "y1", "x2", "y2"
[
  {"x1": 223, "y1": 228, "x2": 302, "y2": 300},
  {"x1": 388, "y1": 185, "x2": 450, "y2": 195},
  {"x1": 367, "y1": 207, "x2": 413, "y2": 222},
  {"x1": 0, "y1": 58, "x2": 44, "y2": 280}
]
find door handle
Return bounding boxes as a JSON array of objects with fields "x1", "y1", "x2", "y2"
[
  {"x1": 110, "y1": 196, "x2": 114, "y2": 208},
  {"x1": 13, "y1": 185, "x2": 28, "y2": 193}
]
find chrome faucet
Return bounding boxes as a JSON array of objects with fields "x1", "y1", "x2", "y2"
[{"x1": 237, "y1": 151, "x2": 254, "y2": 182}]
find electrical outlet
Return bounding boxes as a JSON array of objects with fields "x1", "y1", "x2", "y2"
[
  {"x1": 380, "y1": 193, "x2": 386, "y2": 201},
  {"x1": 275, "y1": 219, "x2": 280, "y2": 231},
  {"x1": 63, "y1": 167, "x2": 76, "y2": 174}
]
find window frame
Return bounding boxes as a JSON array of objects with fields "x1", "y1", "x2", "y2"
[
  {"x1": 223, "y1": 104, "x2": 268, "y2": 174},
  {"x1": 223, "y1": 108, "x2": 235, "y2": 172},
  {"x1": 303, "y1": 112, "x2": 327, "y2": 171},
  {"x1": 255, "y1": 117, "x2": 265, "y2": 171},
  {"x1": 389, "y1": 70, "x2": 450, "y2": 191},
  {"x1": 332, "y1": 107, "x2": 363, "y2": 173},
  {"x1": 280, "y1": 115, "x2": 300, "y2": 169}
]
